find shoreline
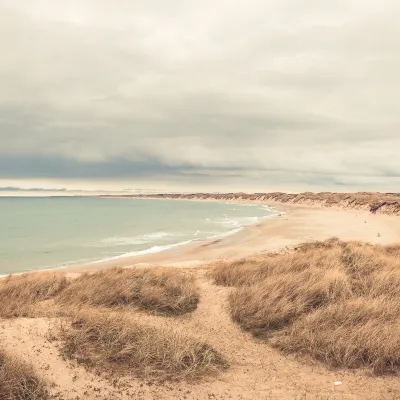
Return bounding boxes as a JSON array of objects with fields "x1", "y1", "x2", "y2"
[
  {"x1": 50, "y1": 200, "x2": 286, "y2": 274},
  {"x1": 3, "y1": 197, "x2": 400, "y2": 277},
  {"x1": 1, "y1": 198, "x2": 283, "y2": 277},
  {"x1": 57, "y1": 200, "x2": 400, "y2": 274}
]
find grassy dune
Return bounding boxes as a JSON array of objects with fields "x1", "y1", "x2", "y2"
[
  {"x1": 0, "y1": 349, "x2": 48, "y2": 400},
  {"x1": 3, "y1": 238, "x2": 400, "y2": 382},
  {"x1": 60, "y1": 310, "x2": 227, "y2": 380},
  {"x1": 0, "y1": 268, "x2": 226, "y2": 384},
  {"x1": 131, "y1": 192, "x2": 400, "y2": 215},
  {"x1": 0, "y1": 272, "x2": 68, "y2": 318},
  {"x1": 0, "y1": 267, "x2": 199, "y2": 318},
  {"x1": 212, "y1": 238, "x2": 400, "y2": 374},
  {"x1": 57, "y1": 267, "x2": 199, "y2": 315}
]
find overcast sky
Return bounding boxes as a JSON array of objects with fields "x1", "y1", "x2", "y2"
[{"x1": 1, "y1": 0, "x2": 400, "y2": 194}]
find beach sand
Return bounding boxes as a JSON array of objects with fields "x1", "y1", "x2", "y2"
[{"x1": 64, "y1": 201, "x2": 400, "y2": 273}]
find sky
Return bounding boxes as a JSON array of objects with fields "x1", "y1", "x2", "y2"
[{"x1": 1, "y1": 0, "x2": 400, "y2": 195}]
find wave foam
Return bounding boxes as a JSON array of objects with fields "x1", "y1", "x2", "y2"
[
  {"x1": 91, "y1": 239, "x2": 194, "y2": 263},
  {"x1": 96, "y1": 232, "x2": 175, "y2": 247},
  {"x1": 216, "y1": 216, "x2": 262, "y2": 228}
]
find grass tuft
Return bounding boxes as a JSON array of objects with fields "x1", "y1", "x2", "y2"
[
  {"x1": 0, "y1": 349, "x2": 48, "y2": 399},
  {"x1": 59, "y1": 310, "x2": 227, "y2": 380},
  {"x1": 56, "y1": 267, "x2": 199, "y2": 315},
  {"x1": 272, "y1": 298, "x2": 400, "y2": 374},
  {"x1": 229, "y1": 267, "x2": 351, "y2": 334},
  {"x1": 0, "y1": 272, "x2": 69, "y2": 318}
]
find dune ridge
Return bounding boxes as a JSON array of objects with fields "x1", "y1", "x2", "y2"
[{"x1": 112, "y1": 192, "x2": 400, "y2": 216}]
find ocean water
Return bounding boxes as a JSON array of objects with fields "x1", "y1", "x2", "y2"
[{"x1": 0, "y1": 197, "x2": 278, "y2": 275}]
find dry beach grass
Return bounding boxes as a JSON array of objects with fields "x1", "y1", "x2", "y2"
[
  {"x1": 0, "y1": 349, "x2": 48, "y2": 400},
  {"x1": 213, "y1": 238, "x2": 400, "y2": 374},
  {"x1": 56, "y1": 267, "x2": 199, "y2": 315},
  {"x1": 0, "y1": 267, "x2": 199, "y2": 318},
  {"x1": 59, "y1": 309, "x2": 227, "y2": 381},
  {"x1": 0, "y1": 272, "x2": 68, "y2": 318}
]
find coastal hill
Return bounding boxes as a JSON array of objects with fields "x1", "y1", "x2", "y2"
[{"x1": 108, "y1": 192, "x2": 400, "y2": 216}]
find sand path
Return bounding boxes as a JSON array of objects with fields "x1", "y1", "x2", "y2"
[{"x1": 2, "y1": 267, "x2": 400, "y2": 399}]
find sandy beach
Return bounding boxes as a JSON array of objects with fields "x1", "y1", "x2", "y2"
[
  {"x1": 64, "y1": 201, "x2": 400, "y2": 273},
  {"x1": 3, "y1": 2, "x2": 400, "y2": 398},
  {"x1": 2, "y1": 199, "x2": 400, "y2": 399}
]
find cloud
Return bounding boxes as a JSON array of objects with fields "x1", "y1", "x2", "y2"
[
  {"x1": 0, "y1": 186, "x2": 68, "y2": 192},
  {"x1": 1, "y1": 0, "x2": 400, "y2": 191}
]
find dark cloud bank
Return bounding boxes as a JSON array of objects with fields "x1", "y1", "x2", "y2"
[{"x1": 1, "y1": 0, "x2": 400, "y2": 192}]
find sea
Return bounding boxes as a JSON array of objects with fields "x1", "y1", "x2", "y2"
[{"x1": 0, "y1": 197, "x2": 279, "y2": 275}]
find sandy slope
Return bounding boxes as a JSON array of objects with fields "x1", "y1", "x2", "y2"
[{"x1": 2, "y1": 267, "x2": 400, "y2": 399}]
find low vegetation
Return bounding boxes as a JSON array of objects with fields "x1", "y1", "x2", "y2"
[
  {"x1": 0, "y1": 272, "x2": 68, "y2": 318},
  {"x1": 213, "y1": 238, "x2": 400, "y2": 374},
  {"x1": 273, "y1": 298, "x2": 400, "y2": 374},
  {"x1": 133, "y1": 192, "x2": 400, "y2": 216},
  {"x1": 57, "y1": 267, "x2": 199, "y2": 315},
  {"x1": 0, "y1": 349, "x2": 48, "y2": 399},
  {"x1": 60, "y1": 310, "x2": 227, "y2": 380}
]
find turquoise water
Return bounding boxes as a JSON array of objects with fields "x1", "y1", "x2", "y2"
[{"x1": 0, "y1": 197, "x2": 278, "y2": 275}]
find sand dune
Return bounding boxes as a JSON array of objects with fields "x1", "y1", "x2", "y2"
[
  {"x1": 110, "y1": 191, "x2": 400, "y2": 216},
  {"x1": 2, "y1": 257, "x2": 400, "y2": 399}
]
